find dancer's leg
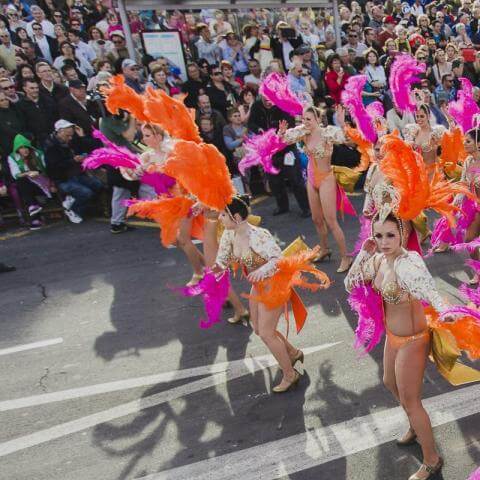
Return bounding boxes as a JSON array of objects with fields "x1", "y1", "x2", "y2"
[
  {"x1": 177, "y1": 217, "x2": 204, "y2": 275},
  {"x1": 307, "y1": 182, "x2": 328, "y2": 250}
]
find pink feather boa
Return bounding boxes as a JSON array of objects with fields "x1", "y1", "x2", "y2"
[
  {"x1": 259, "y1": 72, "x2": 304, "y2": 116},
  {"x1": 389, "y1": 54, "x2": 426, "y2": 113},
  {"x1": 447, "y1": 77, "x2": 480, "y2": 133},
  {"x1": 238, "y1": 129, "x2": 287, "y2": 175},
  {"x1": 175, "y1": 270, "x2": 230, "y2": 329},
  {"x1": 140, "y1": 171, "x2": 176, "y2": 196},
  {"x1": 341, "y1": 75, "x2": 379, "y2": 143},
  {"x1": 468, "y1": 467, "x2": 480, "y2": 480},
  {"x1": 348, "y1": 284, "x2": 385, "y2": 354}
]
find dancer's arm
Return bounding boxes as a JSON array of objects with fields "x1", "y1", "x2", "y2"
[{"x1": 344, "y1": 239, "x2": 379, "y2": 292}]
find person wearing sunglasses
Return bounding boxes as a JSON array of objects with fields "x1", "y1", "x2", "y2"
[{"x1": 346, "y1": 29, "x2": 367, "y2": 56}]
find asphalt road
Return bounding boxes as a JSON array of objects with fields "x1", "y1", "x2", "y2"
[{"x1": 0, "y1": 194, "x2": 478, "y2": 480}]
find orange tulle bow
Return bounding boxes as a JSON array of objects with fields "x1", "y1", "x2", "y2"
[
  {"x1": 104, "y1": 76, "x2": 149, "y2": 122},
  {"x1": 127, "y1": 196, "x2": 203, "y2": 247},
  {"x1": 164, "y1": 141, "x2": 235, "y2": 211},
  {"x1": 346, "y1": 126, "x2": 374, "y2": 172},
  {"x1": 380, "y1": 134, "x2": 473, "y2": 224},
  {"x1": 143, "y1": 87, "x2": 202, "y2": 143},
  {"x1": 250, "y1": 248, "x2": 330, "y2": 332}
]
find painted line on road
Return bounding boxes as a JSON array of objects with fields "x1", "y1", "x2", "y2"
[
  {"x1": 0, "y1": 343, "x2": 339, "y2": 457},
  {"x1": 0, "y1": 338, "x2": 63, "y2": 357},
  {"x1": 0, "y1": 344, "x2": 334, "y2": 412},
  {"x1": 137, "y1": 383, "x2": 480, "y2": 480},
  {"x1": 0, "y1": 230, "x2": 30, "y2": 242}
]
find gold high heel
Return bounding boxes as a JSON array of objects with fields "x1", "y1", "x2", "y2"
[
  {"x1": 227, "y1": 311, "x2": 250, "y2": 324},
  {"x1": 408, "y1": 457, "x2": 443, "y2": 480},
  {"x1": 337, "y1": 256, "x2": 353, "y2": 273},
  {"x1": 186, "y1": 273, "x2": 202, "y2": 287},
  {"x1": 272, "y1": 369, "x2": 301, "y2": 393},
  {"x1": 396, "y1": 428, "x2": 417, "y2": 446},
  {"x1": 291, "y1": 349, "x2": 304, "y2": 367},
  {"x1": 313, "y1": 248, "x2": 332, "y2": 263}
]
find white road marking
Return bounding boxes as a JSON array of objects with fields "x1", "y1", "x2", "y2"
[
  {"x1": 0, "y1": 338, "x2": 63, "y2": 357},
  {"x1": 136, "y1": 384, "x2": 480, "y2": 480},
  {"x1": 0, "y1": 343, "x2": 339, "y2": 457},
  {"x1": 167, "y1": 239, "x2": 202, "y2": 249}
]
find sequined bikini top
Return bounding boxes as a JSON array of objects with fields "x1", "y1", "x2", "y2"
[
  {"x1": 380, "y1": 281, "x2": 405, "y2": 305},
  {"x1": 231, "y1": 249, "x2": 268, "y2": 273}
]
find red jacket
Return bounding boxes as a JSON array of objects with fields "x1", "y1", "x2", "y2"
[{"x1": 325, "y1": 70, "x2": 349, "y2": 104}]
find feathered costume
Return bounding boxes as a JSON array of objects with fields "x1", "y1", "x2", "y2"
[
  {"x1": 344, "y1": 135, "x2": 480, "y2": 385},
  {"x1": 259, "y1": 72, "x2": 304, "y2": 117},
  {"x1": 447, "y1": 77, "x2": 480, "y2": 134}
]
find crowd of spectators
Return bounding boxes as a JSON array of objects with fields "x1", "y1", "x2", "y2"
[{"x1": 0, "y1": 1, "x2": 479, "y2": 234}]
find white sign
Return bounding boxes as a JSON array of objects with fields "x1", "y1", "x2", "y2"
[{"x1": 141, "y1": 30, "x2": 187, "y2": 81}]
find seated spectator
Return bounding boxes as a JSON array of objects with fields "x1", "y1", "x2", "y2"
[
  {"x1": 195, "y1": 93, "x2": 226, "y2": 134},
  {"x1": 0, "y1": 77, "x2": 21, "y2": 104},
  {"x1": 206, "y1": 64, "x2": 237, "y2": 118},
  {"x1": 31, "y1": 22, "x2": 58, "y2": 64},
  {"x1": 434, "y1": 72, "x2": 456, "y2": 103},
  {"x1": 54, "y1": 24, "x2": 68, "y2": 45},
  {"x1": 53, "y1": 41, "x2": 94, "y2": 78},
  {"x1": 243, "y1": 59, "x2": 262, "y2": 90},
  {"x1": 36, "y1": 62, "x2": 69, "y2": 102},
  {"x1": 88, "y1": 27, "x2": 116, "y2": 63},
  {"x1": 238, "y1": 86, "x2": 256, "y2": 123},
  {"x1": 337, "y1": 47, "x2": 356, "y2": 76},
  {"x1": 7, "y1": 134, "x2": 53, "y2": 230},
  {"x1": 147, "y1": 66, "x2": 178, "y2": 95},
  {"x1": 181, "y1": 62, "x2": 206, "y2": 108},
  {"x1": 432, "y1": 49, "x2": 452, "y2": 86},
  {"x1": 0, "y1": 90, "x2": 26, "y2": 157},
  {"x1": 121, "y1": 58, "x2": 144, "y2": 94},
  {"x1": 386, "y1": 105, "x2": 415, "y2": 134},
  {"x1": 324, "y1": 53, "x2": 349, "y2": 104},
  {"x1": 45, "y1": 119, "x2": 103, "y2": 224},
  {"x1": 454, "y1": 23, "x2": 473, "y2": 48},
  {"x1": 220, "y1": 60, "x2": 242, "y2": 94},
  {"x1": 27, "y1": 6, "x2": 55, "y2": 39},
  {"x1": 364, "y1": 48, "x2": 387, "y2": 91},
  {"x1": 20, "y1": 38, "x2": 44, "y2": 65},
  {"x1": 67, "y1": 28, "x2": 97, "y2": 65},
  {"x1": 18, "y1": 78, "x2": 58, "y2": 146},
  {"x1": 110, "y1": 31, "x2": 135, "y2": 70},
  {"x1": 451, "y1": 58, "x2": 465, "y2": 91},
  {"x1": 199, "y1": 115, "x2": 224, "y2": 147},
  {"x1": 6, "y1": 7, "x2": 26, "y2": 36},
  {"x1": 87, "y1": 68, "x2": 112, "y2": 92},
  {"x1": 195, "y1": 23, "x2": 221, "y2": 66},
  {"x1": 0, "y1": 30, "x2": 18, "y2": 72},
  {"x1": 352, "y1": 56, "x2": 382, "y2": 106},
  {"x1": 61, "y1": 62, "x2": 87, "y2": 84},
  {"x1": 288, "y1": 61, "x2": 315, "y2": 98},
  {"x1": 12, "y1": 27, "x2": 29, "y2": 48}
]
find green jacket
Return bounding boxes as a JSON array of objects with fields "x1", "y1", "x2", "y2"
[{"x1": 7, "y1": 134, "x2": 46, "y2": 180}]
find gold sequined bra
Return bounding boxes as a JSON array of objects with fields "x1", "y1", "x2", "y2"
[
  {"x1": 380, "y1": 281, "x2": 406, "y2": 305},
  {"x1": 228, "y1": 249, "x2": 268, "y2": 273}
]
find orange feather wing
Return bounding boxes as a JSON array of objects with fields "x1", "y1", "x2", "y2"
[
  {"x1": 104, "y1": 75, "x2": 149, "y2": 122},
  {"x1": 346, "y1": 126, "x2": 374, "y2": 172}
]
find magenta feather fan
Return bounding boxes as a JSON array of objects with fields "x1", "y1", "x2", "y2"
[
  {"x1": 389, "y1": 54, "x2": 426, "y2": 113},
  {"x1": 341, "y1": 75, "x2": 378, "y2": 143},
  {"x1": 447, "y1": 77, "x2": 480, "y2": 133},
  {"x1": 238, "y1": 129, "x2": 287, "y2": 175},
  {"x1": 348, "y1": 284, "x2": 385, "y2": 354},
  {"x1": 175, "y1": 270, "x2": 230, "y2": 329},
  {"x1": 259, "y1": 72, "x2": 304, "y2": 116}
]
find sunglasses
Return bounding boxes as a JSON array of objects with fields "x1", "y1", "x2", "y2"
[
  {"x1": 212, "y1": 71, "x2": 222, "y2": 76},
  {"x1": 418, "y1": 56, "x2": 427, "y2": 60},
  {"x1": 1, "y1": 85, "x2": 15, "y2": 90},
  {"x1": 112, "y1": 40, "x2": 123, "y2": 44},
  {"x1": 54, "y1": 13, "x2": 62, "y2": 17}
]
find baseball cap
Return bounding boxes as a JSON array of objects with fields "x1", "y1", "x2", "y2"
[
  {"x1": 55, "y1": 119, "x2": 75, "y2": 131},
  {"x1": 110, "y1": 30, "x2": 125, "y2": 39},
  {"x1": 122, "y1": 59, "x2": 138, "y2": 70},
  {"x1": 68, "y1": 79, "x2": 85, "y2": 89},
  {"x1": 383, "y1": 15, "x2": 396, "y2": 25}
]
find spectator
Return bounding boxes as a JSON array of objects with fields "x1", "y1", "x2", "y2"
[
  {"x1": 210, "y1": 11, "x2": 233, "y2": 38},
  {"x1": 110, "y1": 31, "x2": 132, "y2": 66},
  {"x1": 299, "y1": 21, "x2": 320, "y2": 48},
  {"x1": 54, "y1": 24, "x2": 68, "y2": 45},
  {"x1": 58, "y1": 79, "x2": 99, "y2": 136},
  {"x1": 223, "y1": 107, "x2": 248, "y2": 175},
  {"x1": 36, "y1": 62, "x2": 69, "y2": 102},
  {"x1": 31, "y1": 22, "x2": 58, "y2": 64},
  {"x1": 45, "y1": 119, "x2": 103, "y2": 224},
  {"x1": 386, "y1": 105, "x2": 415, "y2": 133},
  {"x1": 238, "y1": 86, "x2": 256, "y2": 124},
  {"x1": 53, "y1": 41, "x2": 94, "y2": 78},
  {"x1": 51, "y1": 11, "x2": 64, "y2": 26},
  {"x1": 346, "y1": 29, "x2": 368, "y2": 56},
  {"x1": 432, "y1": 49, "x2": 452, "y2": 86},
  {"x1": 6, "y1": 7, "x2": 26, "y2": 35},
  {"x1": 195, "y1": 93, "x2": 226, "y2": 135},
  {"x1": 243, "y1": 59, "x2": 262, "y2": 90},
  {"x1": 206, "y1": 64, "x2": 237, "y2": 119},
  {"x1": 394, "y1": 25, "x2": 411, "y2": 53},
  {"x1": 195, "y1": 23, "x2": 221, "y2": 65},
  {"x1": 271, "y1": 21, "x2": 303, "y2": 71},
  {"x1": 13, "y1": 27, "x2": 29, "y2": 47},
  {"x1": 454, "y1": 23, "x2": 473, "y2": 48},
  {"x1": 198, "y1": 115, "x2": 224, "y2": 147},
  {"x1": 67, "y1": 29, "x2": 96, "y2": 65},
  {"x1": 365, "y1": 48, "x2": 387, "y2": 91},
  {"x1": 0, "y1": 30, "x2": 18, "y2": 72},
  {"x1": 0, "y1": 77, "x2": 21, "y2": 104},
  {"x1": 0, "y1": 90, "x2": 26, "y2": 160},
  {"x1": 220, "y1": 32, "x2": 249, "y2": 78},
  {"x1": 337, "y1": 47, "x2": 356, "y2": 76},
  {"x1": 121, "y1": 59, "x2": 144, "y2": 94},
  {"x1": 27, "y1": 6, "x2": 55, "y2": 39},
  {"x1": 431, "y1": 20, "x2": 448, "y2": 48},
  {"x1": 147, "y1": 66, "x2": 177, "y2": 95},
  {"x1": 378, "y1": 16, "x2": 397, "y2": 48},
  {"x1": 288, "y1": 61, "x2": 315, "y2": 98},
  {"x1": 61, "y1": 63, "x2": 86, "y2": 84},
  {"x1": 20, "y1": 39, "x2": 44, "y2": 66},
  {"x1": 181, "y1": 62, "x2": 206, "y2": 108},
  {"x1": 445, "y1": 43, "x2": 459, "y2": 63},
  {"x1": 451, "y1": 58, "x2": 465, "y2": 91},
  {"x1": 7, "y1": 134, "x2": 52, "y2": 230},
  {"x1": 324, "y1": 54, "x2": 349, "y2": 105},
  {"x1": 220, "y1": 60, "x2": 242, "y2": 94},
  {"x1": 464, "y1": 50, "x2": 480, "y2": 84},
  {"x1": 352, "y1": 56, "x2": 381, "y2": 106},
  {"x1": 434, "y1": 73, "x2": 457, "y2": 103},
  {"x1": 88, "y1": 26, "x2": 115, "y2": 63},
  {"x1": 18, "y1": 78, "x2": 57, "y2": 146}
]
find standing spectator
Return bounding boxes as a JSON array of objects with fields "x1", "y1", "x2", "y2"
[
  {"x1": 220, "y1": 32, "x2": 249, "y2": 78},
  {"x1": 206, "y1": 64, "x2": 237, "y2": 119},
  {"x1": 325, "y1": 54, "x2": 349, "y2": 105},
  {"x1": 27, "y1": 6, "x2": 55, "y2": 39},
  {"x1": 364, "y1": 27, "x2": 381, "y2": 53},
  {"x1": 36, "y1": 61, "x2": 69, "y2": 102},
  {"x1": 386, "y1": 105, "x2": 415, "y2": 133},
  {"x1": 13, "y1": 27, "x2": 29, "y2": 47},
  {"x1": 121, "y1": 59, "x2": 144, "y2": 94},
  {"x1": 18, "y1": 78, "x2": 57, "y2": 146},
  {"x1": 0, "y1": 30, "x2": 18, "y2": 72},
  {"x1": 99, "y1": 110, "x2": 139, "y2": 234},
  {"x1": 31, "y1": 22, "x2": 58, "y2": 64},
  {"x1": 410, "y1": 0, "x2": 425, "y2": 17},
  {"x1": 67, "y1": 29, "x2": 96, "y2": 65},
  {"x1": 181, "y1": 62, "x2": 206, "y2": 108},
  {"x1": 243, "y1": 59, "x2": 262, "y2": 90},
  {"x1": 0, "y1": 90, "x2": 26, "y2": 160},
  {"x1": 271, "y1": 21, "x2": 303, "y2": 71},
  {"x1": 209, "y1": 11, "x2": 233, "y2": 39},
  {"x1": 45, "y1": 119, "x2": 103, "y2": 224},
  {"x1": 195, "y1": 23, "x2": 221, "y2": 65}
]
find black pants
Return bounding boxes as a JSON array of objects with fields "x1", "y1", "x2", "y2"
[
  {"x1": 267, "y1": 158, "x2": 309, "y2": 213},
  {"x1": 15, "y1": 177, "x2": 44, "y2": 207}
]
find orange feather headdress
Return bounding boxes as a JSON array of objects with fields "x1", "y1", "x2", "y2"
[{"x1": 104, "y1": 76, "x2": 149, "y2": 122}]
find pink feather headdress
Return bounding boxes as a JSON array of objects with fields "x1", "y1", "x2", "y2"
[
  {"x1": 447, "y1": 77, "x2": 480, "y2": 133},
  {"x1": 259, "y1": 72, "x2": 304, "y2": 116},
  {"x1": 341, "y1": 75, "x2": 379, "y2": 143},
  {"x1": 389, "y1": 54, "x2": 426, "y2": 113},
  {"x1": 238, "y1": 129, "x2": 287, "y2": 175}
]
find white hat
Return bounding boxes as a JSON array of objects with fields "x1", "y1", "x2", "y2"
[
  {"x1": 54, "y1": 119, "x2": 75, "y2": 131},
  {"x1": 121, "y1": 58, "x2": 138, "y2": 70}
]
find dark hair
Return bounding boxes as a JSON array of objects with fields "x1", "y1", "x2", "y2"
[
  {"x1": 67, "y1": 28, "x2": 80, "y2": 37},
  {"x1": 373, "y1": 213, "x2": 403, "y2": 237},
  {"x1": 59, "y1": 40, "x2": 74, "y2": 52},
  {"x1": 240, "y1": 86, "x2": 256, "y2": 103},
  {"x1": 326, "y1": 53, "x2": 341, "y2": 70},
  {"x1": 441, "y1": 72, "x2": 452, "y2": 83},
  {"x1": 416, "y1": 103, "x2": 430, "y2": 117},
  {"x1": 61, "y1": 63, "x2": 77, "y2": 75},
  {"x1": 88, "y1": 26, "x2": 104, "y2": 40},
  {"x1": 95, "y1": 60, "x2": 112, "y2": 72},
  {"x1": 352, "y1": 56, "x2": 366, "y2": 72},
  {"x1": 226, "y1": 195, "x2": 250, "y2": 220},
  {"x1": 466, "y1": 128, "x2": 480, "y2": 148},
  {"x1": 452, "y1": 59, "x2": 463, "y2": 69},
  {"x1": 31, "y1": 21, "x2": 42, "y2": 29},
  {"x1": 364, "y1": 47, "x2": 379, "y2": 65},
  {"x1": 208, "y1": 63, "x2": 221, "y2": 75},
  {"x1": 20, "y1": 38, "x2": 35, "y2": 48}
]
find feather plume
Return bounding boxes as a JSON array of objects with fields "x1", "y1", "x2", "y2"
[
  {"x1": 351, "y1": 216, "x2": 372, "y2": 256},
  {"x1": 104, "y1": 75, "x2": 149, "y2": 122},
  {"x1": 452, "y1": 238, "x2": 480, "y2": 253},
  {"x1": 439, "y1": 127, "x2": 467, "y2": 177},
  {"x1": 345, "y1": 126, "x2": 374, "y2": 172},
  {"x1": 439, "y1": 305, "x2": 480, "y2": 325},
  {"x1": 127, "y1": 196, "x2": 194, "y2": 246},
  {"x1": 455, "y1": 196, "x2": 480, "y2": 243},
  {"x1": 140, "y1": 171, "x2": 176, "y2": 196},
  {"x1": 143, "y1": 87, "x2": 202, "y2": 143},
  {"x1": 389, "y1": 54, "x2": 426, "y2": 113},
  {"x1": 238, "y1": 129, "x2": 287, "y2": 175},
  {"x1": 468, "y1": 467, "x2": 480, "y2": 480},
  {"x1": 175, "y1": 270, "x2": 230, "y2": 329},
  {"x1": 447, "y1": 77, "x2": 480, "y2": 133},
  {"x1": 467, "y1": 259, "x2": 480, "y2": 275},
  {"x1": 366, "y1": 101, "x2": 384, "y2": 119},
  {"x1": 250, "y1": 248, "x2": 330, "y2": 310},
  {"x1": 429, "y1": 216, "x2": 456, "y2": 251},
  {"x1": 459, "y1": 283, "x2": 480, "y2": 306},
  {"x1": 341, "y1": 75, "x2": 378, "y2": 143},
  {"x1": 163, "y1": 140, "x2": 234, "y2": 210},
  {"x1": 259, "y1": 72, "x2": 304, "y2": 116},
  {"x1": 348, "y1": 284, "x2": 385, "y2": 354},
  {"x1": 83, "y1": 129, "x2": 140, "y2": 170}
]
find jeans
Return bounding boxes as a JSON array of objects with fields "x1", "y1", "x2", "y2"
[
  {"x1": 58, "y1": 174, "x2": 104, "y2": 216},
  {"x1": 111, "y1": 186, "x2": 131, "y2": 225}
]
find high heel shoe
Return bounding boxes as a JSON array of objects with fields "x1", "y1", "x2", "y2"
[
  {"x1": 468, "y1": 274, "x2": 479, "y2": 286},
  {"x1": 227, "y1": 311, "x2": 250, "y2": 324},
  {"x1": 396, "y1": 428, "x2": 417, "y2": 446},
  {"x1": 272, "y1": 369, "x2": 301, "y2": 393},
  {"x1": 313, "y1": 248, "x2": 332, "y2": 263},
  {"x1": 408, "y1": 457, "x2": 443, "y2": 480},
  {"x1": 291, "y1": 349, "x2": 304, "y2": 366},
  {"x1": 186, "y1": 273, "x2": 202, "y2": 287},
  {"x1": 433, "y1": 244, "x2": 449, "y2": 253},
  {"x1": 337, "y1": 256, "x2": 353, "y2": 273}
]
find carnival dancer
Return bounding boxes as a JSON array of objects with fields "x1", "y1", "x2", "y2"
[
  {"x1": 213, "y1": 195, "x2": 330, "y2": 392},
  {"x1": 345, "y1": 133, "x2": 480, "y2": 480},
  {"x1": 278, "y1": 105, "x2": 356, "y2": 273}
]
